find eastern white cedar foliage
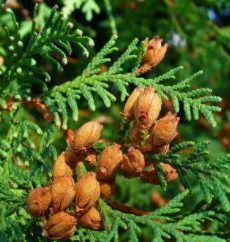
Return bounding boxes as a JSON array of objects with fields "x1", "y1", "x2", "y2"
[
  {"x1": 0, "y1": 2, "x2": 229, "y2": 242},
  {"x1": 61, "y1": 0, "x2": 100, "y2": 21}
]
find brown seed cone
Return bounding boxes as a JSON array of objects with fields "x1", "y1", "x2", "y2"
[
  {"x1": 42, "y1": 212, "x2": 77, "y2": 241},
  {"x1": 134, "y1": 87, "x2": 162, "y2": 130},
  {"x1": 141, "y1": 163, "x2": 178, "y2": 184},
  {"x1": 51, "y1": 177, "x2": 75, "y2": 213},
  {"x1": 27, "y1": 187, "x2": 51, "y2": 217},
  {"x1": 161, "y1": 163, "x2": 178, "y2": 182},
  {"x1": 151, "y1": 191, "x2": 166, "y2": 208},
  {"x1": 137, "y1": 64, "x2": 152, "y2": 75},
  {"x1": 79, "y1": 206, "x2": 102, "y2": 230},
  {"x1": 122, "y1": 147, "x2": 145, "y2": 177},
  {"x1": 85, "y1": 151, "x2": 97, "y2": 166},
  {"x1": 69, "y1": 121, "x2": 103, "y2": 152},
  {"x1": 137, "y1": 36, "x2": 168, "y2": 75},
  {"x1": 121, "y1": 87, "x2": 145, "y2": 121},
  {"x1": 75, "y1": 172, "x2": 100, "y2": 216},
  {"x1": 100, "y1": 181, "x2": 115, "y2": 200},
  {"x1": 140, "y1": 165, "x2": 158, "y2": 184},
  {"x1": 96, "y1": 144, "x2": 123, "y2": 181},
  {"x1": 151, "y1": 112, "x2": 179, "y2": 147},
  {"x1": 52, "y1": 152, "x2": 73, "y2": 181}
]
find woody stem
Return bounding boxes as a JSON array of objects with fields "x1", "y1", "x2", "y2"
[{"x1": 106, "y1": 199, "x2": 148, "y2": 216}]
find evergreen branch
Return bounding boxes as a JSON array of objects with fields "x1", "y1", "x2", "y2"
[
  {"x1": 152, "y1": 141, "x2": 230, "y2": 211},
  {"x1": 0, "y1": 5, "x2": 93, "y2": 99},
  {"x1": 72, "y1": 194, "x2": 228, "y2": 242},
  {"x1": 103, "y1": 0, "x2": 117, "y2": 36},
  {"x1": 0, "y1": 119, "x2": 56, "y2": 185},
  {"x1": 0, "y1": 2, "x2": 229, "y2": 242},
  {"x1": 0, "y1": 122, "x2": 56, "y2": 233},
  {"x1": 82, "y1": 35, "x2": 118, "y2": 77},
  {"x1": 61, "y1": 0, "x2": 100, "y2": 21},
  {"x1": 43, "y1": 38, "x2": 221, "y2": 128}
]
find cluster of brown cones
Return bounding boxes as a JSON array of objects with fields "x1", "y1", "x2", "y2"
[
  {"x1": 27, "y1": 162, "x2": 102, "y2": 240},
  {"x1": 26, "y1": 86, "x2": 179, "y2": 240},
  {"x1": 26, "y1": 120, "x2": 115, "y2": 240},
  {"x1": 121, "y1": 87, "x2": 179, "y2": 182}
]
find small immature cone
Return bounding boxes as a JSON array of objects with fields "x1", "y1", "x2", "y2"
[
  {"x1": 75, "y1": 172, "x2": 100, "y2": 216},
  {"x1": 121, "y1": 87, "x2": 145, "y2": 121},
  {"x1": 42, "y1": 212, "x2": 77, "y2": 241},
  {"x1": 141, "y1": 163, "x2": 177, "y2": 184},
  {"x1": 151, "y1": 191, "x2": 166, "y2": 207},
  {"x1": 141, "y1": 165, "x2": 158, "y2": 184},
  {"x1": 79, "y1": 206, "x2": 102, "y2": 230},
  {"x1": 100, "y1": 181, "x2": 115, "y2": 200},
  {"x1": 27, "y1": 187, "x2": 51, "y2": 217},
  {"x1": 137, "y1": 36, "x2": 168, "y2": 74},
  {"x1": 122, "y1": 147, "x2": 145, "y2": 177},
  {"x1": 52, "y1": 152, "x2": 72, "y2": 181},
  {"x1": 70, "y1": 121, "x2": 103, "y2": 151},
  {"x1": 96, "y1": 144, "x2": 123, "y2": 181},
  {"x1": 161, "y1": 163, "x2": 178, "y2": 183},
  {"x1": 85, "y1": 152, "x2": 97, "y2": 166},
  {"x1": 134, "y1": 87, "x2": 162, "y2": 130},
  {"x1": 51, "y1": 177, "x2": 75, "y2": 213},
  {"x1": 151, "y1": 112, "x2": 179, "y2": 147}
]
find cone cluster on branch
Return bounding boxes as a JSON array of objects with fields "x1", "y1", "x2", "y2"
[
  {"x1": 27, "y1": 87, "x2": 179, "y2": 240},
  {"x1": 121, "y1": 87, "x2": 179, "y2": 183},
  {"x1": 26, "y1": 86, "x2": 179, "y2": 240},
  {"x1": 27, "y1": 122, "x2": 104, "y2": 240}
]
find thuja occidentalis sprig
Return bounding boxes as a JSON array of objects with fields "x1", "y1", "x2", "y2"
[
  {"x1": 0, "y1": 35, "x2": 221, "y2": 130},
  {"x1": 0, "y1": 32, "x2": 226, "y2": 241},
  {"x1": 25, "y1": 87, "x2": 228, "y2": 241},
  {"x1": 23, "y1": 87, "x2": 230, "y2": 242},
  {"x1": 0, "y1": 2, "x2": 229, "y2": 241}
]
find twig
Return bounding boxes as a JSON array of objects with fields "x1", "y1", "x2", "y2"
[
  {"x1": 106, "y1": 200, "x2": 148, "y2": 215},
  {"x1": 103, "y1": 0, "x2": 117, "y2": 36}
]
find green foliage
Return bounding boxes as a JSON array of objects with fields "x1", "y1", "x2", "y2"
[
  {"x1": 0, "y1": 5, "x2": 93, "y2": 100},
  {"x1": 100, "y1": 0, "x2": 230, "y2": 93},
  {"x1": 0, "y1": 119, "x2": 56, "y2": 174},
  {"x1": 0, "y1": 120, "x2": 57, "y2": 241},
  {"x1": 61, "y1": 0, "x2": 100, "y2": 21},
  {"x1": 0, "y1": 1, "x2": 229, "y2": 242},
  {"x1": 1, "y1": 186, "x2": 228, "y2": 242},
  {"x1": 151, "y1": 141, "x2": 230, "y2": 211},
  {"x1": 71, "y1": 193, "x2": 227, "y2": 242},
  {"x1": 45, "y1": 36, "x2": 221, "y2": 129}
]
